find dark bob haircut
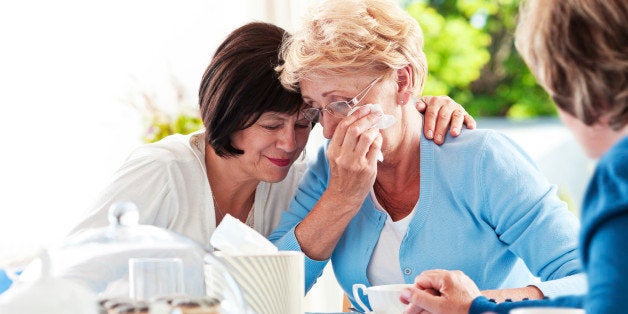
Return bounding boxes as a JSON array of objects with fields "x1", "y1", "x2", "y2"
[{"x1": 199, "y1": 22, "x2": 304, "y2": 157}]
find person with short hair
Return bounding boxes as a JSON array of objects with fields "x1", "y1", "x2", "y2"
[
  {"x1": 400, "y1": 0, "x2": 627, "y2": 313},
  {"x1": 268, "y1": 0, "x2": 585, "y2": 311}
]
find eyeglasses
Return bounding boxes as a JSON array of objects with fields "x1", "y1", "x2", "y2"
[{"x1": 301, "y1": 76, "x2": 382, "y2": 123}]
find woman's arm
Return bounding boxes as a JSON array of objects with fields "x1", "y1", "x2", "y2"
[
  {"x1": 480, "y1": 286, "x2": 543, "y2": 303},
  {"x1": 473, "y1": 131, "x2": 583, "y2": 298},
  {"x1": 268, "y1": 143, "x2": 345, "y2": 291},
  {"x1": 400, "y1": 270, "x2": 584, "y2": 314},
  {"x1": 293, "y1": 106, "x2": 381, "y2": 260}
]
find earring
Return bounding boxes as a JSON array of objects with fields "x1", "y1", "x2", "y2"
[{"x1": 398, "y1": 93, "x2": 410, "y2": 105}]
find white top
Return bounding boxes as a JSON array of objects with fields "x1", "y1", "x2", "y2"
[
  {"x1": 367, "y1": 189, "x2": 416, "y2": 286},
  {"x1": 68, "y1": 129, "x2": 308, "y2": 246}
]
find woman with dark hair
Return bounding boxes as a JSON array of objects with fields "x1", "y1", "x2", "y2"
[{"x1": 67, "y1": 22, "x2": 473, "y2": 246}]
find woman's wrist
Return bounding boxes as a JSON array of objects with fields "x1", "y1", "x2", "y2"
[
  {"x1": 321, "y1": 185, "x2": 367, "y2": 215},
  {"x1": 481, "y1": 285, "x2": 544, "y2": 303}
]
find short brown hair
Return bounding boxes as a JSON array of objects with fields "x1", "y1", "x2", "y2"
[
  {"x1": 199, "y1": 22, "x2": 303, "y2": 157},
  {"x1": 515, "y1": 0, "x2": 628, "y2": 130}
]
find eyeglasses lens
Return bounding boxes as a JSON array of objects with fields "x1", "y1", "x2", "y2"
[
  {"x1": 302, "y1": 108, "x2": 321, "y2": 123},
  {"x1": 327, "y1": 101, "x2": 352, "y2": 118}
]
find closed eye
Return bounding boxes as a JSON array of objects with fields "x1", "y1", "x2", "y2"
[
  {"x1": 260, "y1": 124, "x2": 281, "y2": 130},
  {"x1": 296, "y1": 121, "x2": 312, "y2": 129}
]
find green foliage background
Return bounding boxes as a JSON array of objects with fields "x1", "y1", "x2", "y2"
[
  {"x1": 404, "y1": 0, "x2": 556, "y2": 118},
  {"x1": 127, "y1": 77, "x2": 203, "y2": 144}
]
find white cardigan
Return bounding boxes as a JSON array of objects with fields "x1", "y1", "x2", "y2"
[{"x1": 68, "y1": 129, "x2": 308, "y2": 246}]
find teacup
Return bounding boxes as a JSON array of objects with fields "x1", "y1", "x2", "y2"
[{"x1": 352, "y1": 283, "x2": 410, "y2": 313}]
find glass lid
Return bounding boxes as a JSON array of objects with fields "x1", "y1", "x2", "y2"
[{"x1": 17, "y1": 202, "x2": 250, "y2": 314}]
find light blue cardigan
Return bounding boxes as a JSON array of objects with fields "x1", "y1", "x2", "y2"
[{"x1": 269, "y1": 128, "x2": 586, "y2": 311}]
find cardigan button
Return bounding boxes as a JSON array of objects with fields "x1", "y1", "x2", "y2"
[{"x1": 403, "y1": 267, "x2": 412, "y2": 275}]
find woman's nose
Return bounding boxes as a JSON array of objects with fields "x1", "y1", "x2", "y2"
[
  {"x1": 277, "y1": 127, "x2": 298, "y2": 152},
  {"x1": 320, "y1": 113, "x2": 339, "y2": 139}
]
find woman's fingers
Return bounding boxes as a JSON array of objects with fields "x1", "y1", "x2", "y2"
[
  {"x1": 349, "y1": 127, "x2": 379, "y2": 158},
  {"x1": 432, "y1": 99, "x2": 457, "y2": 144},
  {"x1": 463, "y1": 112, "x2": 476, "y2": 130},
  {"x1": 342, "y1": 115, "x2": 381, "y2": 157},
  {"x1": 364, "y1": 131, "x2": 383, "y2": 165},
  {"x1": 422, "y1": 96, "x2": 457, "y2": 144},
  {"x1": 419, "y1": 96, "x2": 475, "y2": 144},
  {"x1": 330, "y1": 106, "x2": 382, "y2": 163},
  {"x1": 450, "y1": 109, "x2": 466, "y2": 136},
  {"x1": 325, "y1": 106, "x2": 382, "y2": 202},
  {"x1": 419, "y1": 96, "x2": 441, "y2": 141},
  {"x1": 415, "y1": 97, "x2": 428, "y2": 112},
  {"x1": 403, "y1": 269, "x2": 482, "y2": 314},
  {"x1": 328, "y1": 105, "x2": 372, "y2": 149},
  {"x1": 401, "y1": 287, "x2": 441, "y2": 314}
]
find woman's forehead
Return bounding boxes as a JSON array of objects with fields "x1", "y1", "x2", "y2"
[
  {"x1": 300, "y1": 75, "x2": 372, "y2": 96},
  {"x1": 258, "y1": 111, "x2": 299, "y2": 120}
]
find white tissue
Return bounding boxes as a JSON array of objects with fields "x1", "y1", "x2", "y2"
[
  {"x1": 348, "y1": 104, "x2": 397, "y2": 161},
  {"x1": 210, "y1": 214, "x2": 278, "y2": 255}
]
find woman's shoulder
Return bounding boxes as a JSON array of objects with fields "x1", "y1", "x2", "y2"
[
  {"x1": 599, "y1": 136, "x2": 628, "y2": 170},
  {"x1": 426, "y1": 128, "x2": 540, "y2": 179},
  {"x1": 588, "y1": 136, "x2": 628, "y2": 192},
  {"x1": 454, "y1": 128, "x2": 513, "y2": 145},
  {"x1": 580, "y1": 137, "x2": 628, "y2": 263},
  {"x1": 593, "y1": 137, "x2": 628, "y2": 192},
  {"x1": 127, "y1": 132, "x2": 202, "y2": 164},
  {"x1": 113, "y1": 132, "x2": 205, "y2": 182},
  {"x1": 583, "y1": 137, "x2": 628, "y2": 218},
  {"x1": 431, "y1": 128, "x2": 523, "y2": 159}
]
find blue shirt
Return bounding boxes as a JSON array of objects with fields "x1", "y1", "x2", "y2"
[
  {"x1": 269, "y1": 128, "x2": 585, "y2": 311},
  {"x1": 471, "y1": 136, "x2": 628, "y2": 314}
]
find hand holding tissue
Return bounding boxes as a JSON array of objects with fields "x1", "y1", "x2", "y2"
[{"x1": 348, "y1": 103, "x2": 397, "y2": 161}]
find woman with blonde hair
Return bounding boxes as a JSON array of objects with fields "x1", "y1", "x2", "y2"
[
  {"x1": 400, "y1": 0, "x2": 627, "y2": 313},
  {"x1": 269, "y1": 0, "x2": 586, "y2": 311}
]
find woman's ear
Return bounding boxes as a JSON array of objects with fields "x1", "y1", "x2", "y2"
[{"x1": 396, "y1": 65, "x2": 413, "y2": 105}]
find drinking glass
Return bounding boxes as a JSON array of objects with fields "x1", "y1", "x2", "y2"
[{"x1": 129, "y1": 257, "x2": 184, "y2": 300}]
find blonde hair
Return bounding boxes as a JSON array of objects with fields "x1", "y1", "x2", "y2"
[
  {"x1": 277, "y1": 0, "x2": 427, "y2": 96},
  {"x1": 515, "y1": 0, "x2": 628, "y2": 130}
]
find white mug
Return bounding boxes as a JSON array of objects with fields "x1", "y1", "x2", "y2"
[
  {"x1": 212, "y1": 251, "x2": 304, "y2": 314},
  {"x1": 510, "y1": 308, "x2": 585, "y2": 314},
  {"x1": 352, "y1": 283, "x2": 410, "y2": 313}
]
